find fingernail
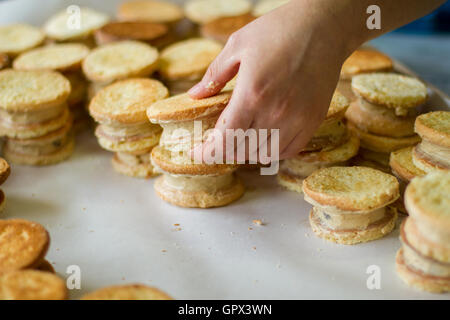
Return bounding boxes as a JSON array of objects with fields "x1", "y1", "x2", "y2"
[{"x1": 188, "y1": 82, "x2": 203, "y2": 96}]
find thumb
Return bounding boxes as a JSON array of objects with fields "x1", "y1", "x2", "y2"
[{"x1": 188, "y1": 52, "x2": 240, "y2": 99}]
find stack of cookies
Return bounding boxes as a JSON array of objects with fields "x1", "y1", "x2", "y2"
[
  {"x1": 0, "y1": 158, "x2": 10, "y2": 213},
  {"x1": 13, "y1": 43, "x2": 91, "y2": 132},
  {"x1": 412, "y1": 111, "x2": 450, "y2": 174},
  {"x1": 396, "y1": 172, "x2": 450, "y2": 293},
  {"x1": 303, "y1": 166, "x2": 399, "y2": 245},
  {"x1": 278, "y1": 92, "x2": 360, "y2": 193},
  {"x1": 89, "y1": 78, "x2": 168, "y2": 178},
  {"x1": 0, "y1": 219, "x2": 67, "y2": 300},
  {"x1": 159, "y1": 38, "x2": 223, "y2": 95},
  {"x1": 337, "y1": 49, "x2": 393, "y2": 102},
  {"x1": 184, "y1": 0, "x2": 252, "y2": 25},
  {"x1": 347, "y1": 73, "x2": 426, "y2": 172},
  {"x1": 0, "y1": 24, "x2": 45, "y2": 60},
  {"x1": 82, "y1": 40, "x2": 159, "y2": 101},
  {"x1": 44, "y1": 7, "x2": 109, "y2": 47},
  {"x1": 0, "y1": 70, "x2": 74, "y2": 166},
  {"x1": 200, "y1": 14, "x2": 255, "y2": 44},
  {"x1": 252, "y1": 0, "x2": 291, "y2": 17},
  {"x1": 147, "y1": 91, "x2": 245, "y2": 208},
  {"x1": 81, "y1": 284, "x2": 172, "y2": 300}
]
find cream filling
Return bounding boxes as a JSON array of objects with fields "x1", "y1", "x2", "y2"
[
  {"x1": 116, "y1": 152, "x2": 151, "y2": 166},
  {"x1": 99, "y1": 122, "x2": 161, "y2": 140},
  {"x1": 403, "y1": 242, "x2": 450, "y2": 278},
  {"x1": 0, "y1": 103, "x2": 65, "y2": 126},
  {"x1": 281, "y1": 158, "x2": 346, "y2": 178},
  {"x1": 359, "y1": 97, "x2": 417, "y2": 117},
  {"x1": 417, "y1": 139, "x2": 450, "y2": 168},
  {"x1": 163, "y1": 172, "x2": 234, "y2": 193},
  {"x1": 313, "y1": 206, "x2": 386, "y2": 231},
  {"x1": 6, "y1": 134, "x2": 69, "y2": 156},
  {"x1": 414, "y1": 220, "x2": 450, "y2": 247}
]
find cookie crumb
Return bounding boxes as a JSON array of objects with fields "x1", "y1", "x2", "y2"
[{"x1": 253, "y1": 219, "x2": 264, "y2": 226}]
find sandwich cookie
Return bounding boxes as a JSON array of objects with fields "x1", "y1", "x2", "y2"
[
  {"x1": 412, "y1": 111, "x2": 450, "y2": 174},
  {"x1": 337, "y1": 49, "x2": 393, "y2": 101},
  {"x1": 159, "y1": 38, "x2": 223, "y2": 95},
  {"x1": 13, "y1": 43, "x2": 91, "y2": 132},
  {"x1": 252, "y1": 0, "x2": 291, "y2": 17},
  {"x1": 396, "y1": 172, "x2": 450, "y2": 293},
  {"x1": 44, "y1": 7, "x2": 109, "y2": 46},
  {"x1": 303, "y1": 166, "x2": 399, "y2": 245},
  {"x1": 0, "y1": 219, "x2": 50, "y2": 273},
  {"x1": 200, "y1": 14, "x2": 255, "y2": 44},
  {"x1": 185, "y1": 0, "x2": 252, "y2": 25},
  {"x1": 0, "y1": 24, "x2": 45, "y2": 57},
  {"x1": 94, "y1": 21, "x2": 172, "y2": 49},
  {"x1": 83, "y1": 40, "x2": 159, "y2": 100},
  {"x1": 81, "y1": 284, "x2": 172, "y2": 300},
  {"x1": 389, "y1": 147, "x2": 425, "y2": 214},
  {"x1": 0, "y1": 158, "x2": 10, "y2": 213},
  {"x1": 89, "y1": 78, "x2": 168, "y2": 178},
  {"x1": 147, "y1": 91, "x2": 244, "y2": 208},
  {"x1": 0, "y1": 270, "x2": 67, "y2": 300},
  {"x1": 347, "y1": 73, "x2": 426, "y2": 170}
]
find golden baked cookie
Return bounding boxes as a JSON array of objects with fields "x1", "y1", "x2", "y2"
[
  {"x1": 82, "y1": 284, "x2": 172, "y2": 300},
  {"x1": 13, "y1": 43, "x2": 90, "y2": 72},
  {"x1": 159, "y1": 38, "x2": 223, "y2": 80},
  {"x1": 0, "y1": 24, "x2": 45, "y2": 56},
  {"x1": 0, "y1": 158, "x2": 11, "y2": 186},
  {"x1": 347, "y1": 121, "x2": 420, "y2": 153},
  {"x1": 0, "y1": 69, "x2": 71, "y2": 113},
  {"x1": 303, "y1": 166, "x2": 399, "y2": 212},
  {"x1": 0, "y1": 219, "x2": 49, "y2": 273},
  {"x1": 390, "y1": 147, "x2": 425, "y2": 182},
  {"x1": 252, "y1": 0, "x2": 290, "y2": 17},
  {"x1": 351, "y1": 73, "x2": 427, "y2": 109},
  {"x1": 0, "y1": 270, "x2": 67, "y2": 300},
  {"x1": 44, "y1": 7, "x2": 109, "y2": 41},
  {"x1": 415, "y1": 111, "x2": 450, "y2": 148},
  {"x1": 185, "y1": 0, "x2": 252, "y2": 24},
  {"x1": 200, "y1": 14, "x2": 255, "y2": 44},
  {"x1": 148, "y1": 90, "x2": 231, "y2": 123},
  {"x1": 340, "y1": 49, "x2": 393, "y2": 80},
  {"x1": 82, "y1": 41, "x2": 159, "y2": 83},
  {"x1": 112, "y1": 152, "x2": 157, "y2": 178},
  {"x1": 117, "y1": 0, "x2": 184, "y2": 24}
]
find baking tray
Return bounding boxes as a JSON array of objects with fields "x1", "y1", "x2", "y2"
[{"x1": 1, "y1": 0, "x2": 449, "y2": 300}]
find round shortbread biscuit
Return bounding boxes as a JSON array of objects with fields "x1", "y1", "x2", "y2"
[
  {"x1": 44, "y1": 7, "x2": 109, "y2": 41},
  {"x1": 415, "y1": 111, "x2": 450, "y2": 148},
  {"x1": 151, "y1": 145, "x2": 236, "y2": 176},
  {"x1": 303, "y1": 166, "x2": 399, "y2": 212},
  {"x1": 13, "y1": 43, "x2": 90, "y2": 72},
  {"x1": 0, "y1": 219, "x2": 50, "y2": 273},
  {"x1": 3, "y1": 136, "x2": 75, "y2": 166},
  {"x1": 117, "y1": 0, "x2": 184, "y2": 24},
  {"x1": 159, "y1": 38, "x2": 223, "y2": 80},
  {"x1": 148, "y1": 91, "x2": 231, "y2": 123},
  {"x1": 396, "y1": 248, "x2": 449, "y2": 293},
  {"x1": 82, "y1": 41, "x2": 159, "y2": 83},
  {"x1": 347, "y1": 121, "x2": 420, "y2": 153},
  {"x1": 89, "y1": 78, "x2": 169, "y2": 124},
  {"x1": 82, "y1": 284, "x2": 172, "y2": 300},
  {"x1": 200, "y1": 14, "x2": 255, "y2": 44},
  {"x1": 0, "y1": 158, "x2": 11, "y2": 186},
  {"x1": 35, "y1": 259, "x2": 55, "y2": 274},
  {"x1": 0, "y1": 270, "x2": 67, "y2": 300},
  {"x1": 402, "y1": 218, "x2": 449, "y2": 265},
  {"x1": 412, "y1": 146, "x2": 448, "y2": 173},
  {"x1": 154, "y1": 174, "x2": 244, "y2": 208},
  {"x1": 185, "y1": 0, "x2": 252, "y2": 24},
  {"x1": 405, "y1": 171, "x2": 450, "y2": 232},
  {"x1": 252, "y1": 0, "x2": 290, "y2": 17},
  {"x1": 390, "y1": 147, "x2": 425, "y2": 182},
  {"x1": 351, "y1": 73, "x2": 427, "y2": 109},
  {"x1": 0, "y1": 24, "x2": 45, "y2": 56},
  {"x1": 345, "y1": 100, "x2": 416, "y2": 138},
  {"x1": 111, "y1": 153, "x2": 157, "y2": 179},
  {"x1": 0, "y1": 106, "x2": 71, "y2": 140},
  {"x1": 309, "y1": 207, "x2": 397, "y2": 245},
  {"x1": 340, "y1": 49, "x2": 393, "y2": 80},
  {"x1": 0, "y1": 70, "x2": 71, "y2": 112}
]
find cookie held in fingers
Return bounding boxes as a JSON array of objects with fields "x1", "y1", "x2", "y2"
[
  {"x1": 0, "y1": 219, "x2": 50, "y2": 273},
  {"x1": 81, "y1": 284, "x2": 173, "y2": 300}
]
